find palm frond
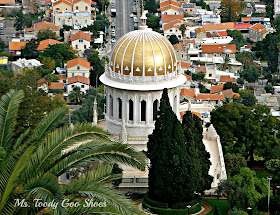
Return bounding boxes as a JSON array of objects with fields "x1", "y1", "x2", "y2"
[
  {"x1": 0, "y1": 89, "x2": 24, "y2": 150},
  {"x1": 25, "y1": 107, "x2": 67, "y2": 146},
  {"x1": 47, "y1": 141, "x2": 146, "y2": 177}
]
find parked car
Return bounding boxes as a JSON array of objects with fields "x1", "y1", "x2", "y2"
[
  {"x1": 111, "y1": 29, "x2": 115, "y2": 36},
  {"x1": 111, "y1": 38, "x2": 116, "y2": 43},
  {"x1": 130, "y1": 13, "x2": 135, "y2": 18},
  {"x1": 0, "y1": 31, "x2": 4, "y2": 35},
  {"x1": 111, "y1": 4, "x2": 115, "y2": 8},
  {"x1": 111, "y1": 20, "x2": 116, "y2": 27},
  {"x1": 12, "y1": 34, "x2": 16, "y2": 38}
]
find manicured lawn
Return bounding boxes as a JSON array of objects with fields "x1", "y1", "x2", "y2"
[{"x1": 202, "y1": 199, "x2": 230, "y2": 215}]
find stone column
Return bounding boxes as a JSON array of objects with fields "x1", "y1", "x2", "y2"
[{"x1": 134, "y1": 93, "x2": 139, "y2": 124}]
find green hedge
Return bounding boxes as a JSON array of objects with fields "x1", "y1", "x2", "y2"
[
  {"x1": 142, "y1": 199, "x2": 201, "y2": 215},
  {"x1": 144, "y1": 193, "x2": 168, "y2": 208}
]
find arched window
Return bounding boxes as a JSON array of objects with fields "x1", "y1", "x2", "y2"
[
  {"x1": 110, "y1": 95, "x2": 113, "y2": 117},
  {"x1": 118, "y1": 98, "x2": 122, "y2": 119},
  {"x1": 141, "y1": 100, "x2": 146, "y2": 122},
  {"x1": 153, "y1": 100, "x2": 158, "y2": 121},
  {"x1": 129, "y1": 99, "x2": 133, "y2": 121}
]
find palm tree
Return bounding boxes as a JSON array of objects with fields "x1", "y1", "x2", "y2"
[
  {"x1": 217, "y1": 56, "x2": 232, "y2": 71},
  {"x1": 236, "y1": 51, "x2": 255, "y2": 69},
  {"x1": 0, "y1": 90, "x2": 146, "y2": 215},
  {"x1": 68, "y1": 86, "x2": 83, "y2": 104},
  {"x1": 179, "y1": 24, "x2": 186, "y2": 39}
]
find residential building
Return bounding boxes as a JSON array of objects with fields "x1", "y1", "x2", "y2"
[
  {"x1": 197, "y1": 36, "x2": 233, "y2": 45},
  {"x1": 201, "y1": 14, "x2": 221, "y2": 25},
  {"x1": 36, "y1": 39, "x2": 60, "y2": 51},
  {"x1": 24, "y1": 21, "x2": 60, "y2": 41},
  {"x1": 203, "y1": 22, "x2": 235, "y2": 32},
  {"x1": 73, "y1": 0, "x2": 91, "y2": 12},
  {"x1": 67, "y1": 75, "x2": 90, "y2": 94},
  {"x1": 219, "y1": 75, "x2": 236, "y2": 83},
  {"x1": 69, "y1": 31, "x2": 91, "y2": 56},
  {"x1": 275, "y1": 0, "x2": 280, "y2": 18},
  {"x1": 53, "y1": 11, "x2": 92, "y2": 29},
  {"x1": 210, "y1": 84, "x2": 224, "y2": 94},
  {"x1": 201, "y1": 44, "x2": 238, "y2": 58},
  {"x1": 173, "y1": 43, "x2": 187, "y2": 61},
  {"x1": 181, "y1": 3, "x2": 196, "y2": 16},
  {"x1": 11, "y1": 58, "x2": 42, "y2": 74},
  {"x1": 9, "y1": 41, "x2": 28, "y2": 56},
  {"x1": 249, "y1": 23, "x2": 272, "y2": 42},
  {"x1": 196, "y1": 93, "x2": 224, "y2": 106},
  {"x1": 241, "y1": 17, "x2": 265, "y2": 24},
  {"x1": 52, "y1": 0, "x2": 72, "y2": 13},
  {"x1": 163, "y1": 19, "x2": 190, "y2": 39},
  {"x1": 195, "y1": 28, "x2": 207, "y2": 39},
  {"x1": 67, "y1": 57, "x2": 91, "y2": 78},
  {"x1": 0, "y1": 57, "x2": 8, "y2": 65},
  {"x1": 49, "y1": 82, "x2": 65, "y2": 91}
]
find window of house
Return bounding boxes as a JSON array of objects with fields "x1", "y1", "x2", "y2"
[
  {"x1": 72, "y1": 73, "x2": 74, "y2": 77},
  {"x1": 110, "y1": 95, "x2": 113, "y2": 117},
  {"x1": 81, "y1": 85, "x2": 84, "y2": 88},
  {"x1": 85, "y1": 6, "x2": 88, "y2": 10},
  {"x1": 82, "y1": 73, "x2": 85, "y2": 77},
  {"x1": 84, "y1": 45, "x2": 87, "y2": 49},
  {"x1": 181, "y1": 54, "x2": 184, "y2": 58},
  {"x1": 66, "y1": 8, "x2": 68, "y2": 10},
  {"x1": 118, "y1": 98, "x2": 122, "y2": 119},
  {"x1": 76, "y1": 45, "x2": 78, "y2": 49},
  {"x1": 141, "y1": 100, "x2": 146, "y2": 122},
  {"x1": 76, "y1": 6, "x2": 78, "y2": 9},
  {"x1": 153, "y1": 100, "x2": 158, "y2": 121},
  {"x1": 77, "y1": 66, "x2": 80, "y2": 70},
  {"x1": 58, "y1": 18, "x2": 60, "y2": 20},
  {"x1": 56, "y1": 8, "x2": 59, "y2": 10},
  {"x1": 79, "y1": 39, "x2": 83, "y2": 42},
  {"x1": 129, "y1": 99, "x2": 133, "y2": 121},
  {"x1": 209, "y1": 74, "x2": 212, "y2": 77}
]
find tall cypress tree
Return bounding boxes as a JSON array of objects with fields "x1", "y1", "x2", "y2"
[
  {"x1": 182, "y1": 111, "x2": 212, "y2": 194},
  {"x1": 147, "y1": 89, "x2": 196, "y2": 205}
]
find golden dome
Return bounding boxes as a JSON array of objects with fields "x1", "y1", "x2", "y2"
[{"x1": 110, "y1": 28, "x2": 177, "y2": 77}]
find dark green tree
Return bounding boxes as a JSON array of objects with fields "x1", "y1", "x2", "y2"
[
  {"x1": 226, "y1": 30, "x2": 243, "y2": 43},
  {"x1": 227, "y1": 5, "x2": 232, "y2": 22},
  {"x1": 21, "y1": 38, "x2": 38, "y2": 58},
  {"x1": 37, "y1": 29, "x2": 58, "y2": 41},
  {"x1": 218, "y1": 168, "x2": 268, "y2": 210},
  {"x1": 236, "y1": 51, "x2": 255, "y2": 68},
  {"x1": 211, "y1": 103, "x2": 280, "y2": 164},
  {"x1": 241, "y1": 65, "x2": 260, "y2": 83},
  {"x1": 0, "y1": 37, "x2": 5, "y2": 53},
  {"x1": 265, "y1": 159, "x2": 280, "y2": 195},
  {"x1": 68, "y1": 86, "x2": 83, "y2": 104},
  {"x1": 223, "y1": 82, "x2": 239, "y2": 93},
  {"x1": 265, "y1": 84, "x2": 274, "y2": 93},
  {"x1": 71, "y1": 87, "x2": 106, "y2": 122},
  {"x1": 242, "y1": 93, "x2": 257, "y2": 107},
  {"x1": 168, "y1": 35, "x2": 179, "y2": 45},
  {"x1": 182, "y1": 111, "x2": 212, "y2": 194},
  {"x1": 14, "y1": 8, "x2": 32, "y2": 31},
  {"x1": 147, "y1": 88, "x2": 195, "y2": 205},
  {"x1": 40, "y1": 43, "x2": 77, "y2": 67},
  {"x1": 87, "y1": 51, "x2": 104, "y2": 87},
  {"x1": 224, "y1": 153, "x2": 247, "y2": 171},
  {"x1": 146, "y1": 13, "x2": 160, "y2": 30}
]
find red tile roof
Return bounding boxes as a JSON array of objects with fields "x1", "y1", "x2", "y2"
[
  {"x1": 180, "y1": 88, "x2": 195, "y2": 98},
  {"x1": 68, "y1": 75, "x2": 90, "y2": 84},
  {"x1": 160, "y1": 0, "x2": 180, "y2": 8},
  {"x1": 53, "y1": 0, "x2": 72, "y2": 6},
  {"x1": 196, "y1": 65, "x2": 206, "y2": 72},
  {"x1": 37, "y1": 39, "x2": 60, "y2": 51},
  {"x1": 33, "y1": 21, "x2": 60, "y2": 31},
  {"x1": 71, "y1": 31, "x2": 91, "y2": 41},
  {"x1": 202, "y1": 44, "x2": 238, "y2": 53},
  {"x1": 219, "y1": 75, "x2": 236, "y2": 82},
  {"x1": 56, "y1": 74, "x2": 66, "y2": 80},
  {"x1": 196, "y1": 94, "x2": 224, "y2": 100},
  {"x1": 234, "y1": 23, "x2": 252, "y2": 29},
  {"x1": 1, "y1": 0, "x2": 15, "y2": 5},
  {"x1": 218, "y1": 31, "x2": 227, "y2": 36},
  {"x1": 183, "y1": 39, "x2": 195, "y2": 45},
  {"x1": 180, "y1": 62, "x2": 190, "y2": 69},
  {"x1": 163, "y1": 19, "x2": 182, "y2": 30},
  {"x1": 210, "y1": 84, "x2": 224, "y2": 94},
  {"x1": 9, "y1": 41, "x2": 28, "y2": 51},
  {"x1": 162, "y1": 14, "x2": 184, "y2": 23},
  {"x1": 203, "y1": 22, "x2": 235, "y2": 32},
  {"x1": 67, "y1": 57, "x2": 91, "y2": 69},
  {"x1": 160, "y1": 4, "x2": 180, "y2": 12},
  {"x1": 49, "y1": 82, "x2": 64, "y2": 89},
  {"x1": 242, "y1": 17, "x2": 264, "y2": 22},
  {"x1": 183, "y1": 74, "x2": 191, "y2": 81},
  {"x1": 195, "y1": 28, "x2": 206, "y2": 34},
  {"x1": 73, "y1": 0, "x2": 91, "y2": 4},
  {"x1": 250, "y1": 23, "x2": 266, "y2": 34},
  {"x1": 173, "y1": 43, "x2": 185, "y2": 51}
]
